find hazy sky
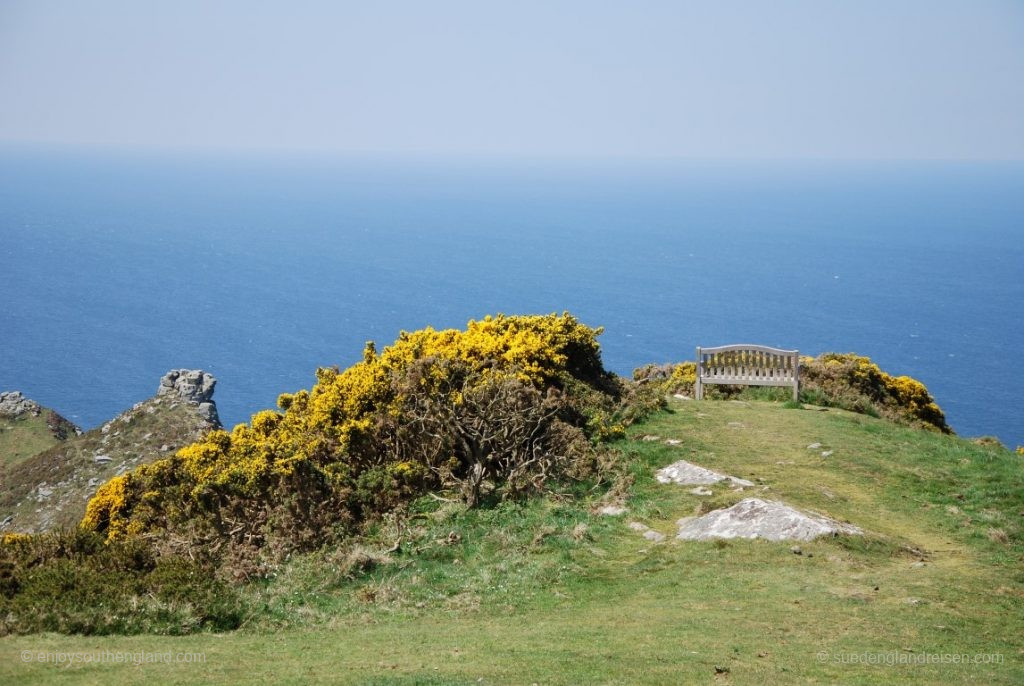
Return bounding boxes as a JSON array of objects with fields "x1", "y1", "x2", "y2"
[{"x1": 1, "y1": 1, "x2": 1023, "y2": 159}]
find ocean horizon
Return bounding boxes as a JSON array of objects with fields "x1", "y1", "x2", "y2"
[{"x1": 1, "y1": 148, "x2": 1021, "y2": 447}]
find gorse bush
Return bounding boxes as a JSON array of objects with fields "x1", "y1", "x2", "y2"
[
  {"x1": 81, "y1": 313, "x2": 640, "y2": 564},
  {"x1": 799, "y1": 353, "x2": 949, "y2": 432},
  {"x1": 0, "y1": 529, "x2": 241, "y2": 635}
]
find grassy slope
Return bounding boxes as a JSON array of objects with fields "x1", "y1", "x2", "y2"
[
  {"x1": 0, "y1": 397, "x2": 216, "y2": 533},
  {"x1": 1, "y1": 398, "x2": 1022, "y2": 684},
  {"x1": 0, "y1": 412, "x2": 74, "y2": 470}
]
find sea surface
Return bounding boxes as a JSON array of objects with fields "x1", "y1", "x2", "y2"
[{"x1": 1, "y1": 149, "x2": 1021, "y2": 447}]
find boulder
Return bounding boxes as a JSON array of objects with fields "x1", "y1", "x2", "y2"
[
  {"x1": 655, "y1": 460, "x2": 754, "y2": 487},
  {"x1": 676, "y1": 498, "x2": 862, "y2": 542}
]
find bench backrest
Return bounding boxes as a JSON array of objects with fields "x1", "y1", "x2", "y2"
[{"x1": 695, "y1": 344, "x2": 800, "y2": 400}]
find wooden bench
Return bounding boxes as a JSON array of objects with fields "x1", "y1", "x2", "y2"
[{"x1": 695, "y1": 344, "x2": 800, "y2": 401}]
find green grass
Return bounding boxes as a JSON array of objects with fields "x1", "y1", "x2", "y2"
[
  {"x1": 0, "y1": 413, "x2": 67, "y2": 470},
  {"x1": 2, "y1": 398, "x2": 1022, "y2": 684}
]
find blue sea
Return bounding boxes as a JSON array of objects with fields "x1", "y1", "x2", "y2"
[{"x1": 1, "y1": 149, "x2": 1021, "y2": 447}]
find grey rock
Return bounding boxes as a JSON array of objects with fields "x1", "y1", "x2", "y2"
[
  {"x1": 94, "y1": 454, "x2": 112, "y2": 463},
  {"x1": 821, "y1": 450, "x2": 834, "y2": 457},
  {"x1": 640, "y1": 434, "x2": 662, "y2": 442},
  {"x1": 626, "y1": 521, "x2": 664, "y2": 542},
  {"x1": 689, "y1": 486, "x2": 714, "y2": 496},
  {"x1": 807, "y1": 442, "x2": 822, "y2": 450},
  {"x1": 664, "y1": 439, "x2": 683, "y2": 445},
  {"x1": 197, "y1": 402, "x2": 219, "y2": 425},
  {"x1": 1, "y1": 515, "x2": 12, "y2": 527},
  {"x1": 157, "y1": 369, "x2": 217, "y2": 403},
  {"x1": 676, "y1": 498, "x2": 862, "y2": 542},
  {"x1": 157, "y1": 369, "x2": 221, "y2": 427},
  {"x1": 0, "y1": 391, "x2": 42, "y2": 417},
  {"x1": 655, "y1": 460, "x2": 755, "y2": 488},
  {"x1": 597, "y1": 505, "x2": 628, "y2": 516}
]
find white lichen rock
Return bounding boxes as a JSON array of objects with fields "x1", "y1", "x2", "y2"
[
  {"x1": 676, "y1": 498, "x2": 862, "y2": 542},
  {"x1": 655, "y1": 460, "x2": 754, "y2": 487}
]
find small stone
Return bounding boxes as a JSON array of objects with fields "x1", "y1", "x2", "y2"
[
  {"x1": 641, "y1": 435, "x2": 661, "y2": 442},
  {"x1": 94, "y1": 455, "x2": 112, "y2": 463},
  {"x1": 665, "y1": 439, "x2": 682, "y2": 445},
  {"x1": 689, "y1": 486, "x2": 713, "y2": 496},
  {"x1": 821, "y1": 450, "x2": 834, "y2": 457},
  {"x1": 643, "y1": 530, "x2": 666, "y2": 542},
  {"x1": 807, "y1": 442, "x2": 822, "y2": 450},
  {"x1": 790, "y1": 546, "x2": 803, "y2": 555},
  {"x1": 673, "y1": 394, "x2": 692, "y2": 401},
  {"x1": 598, "y1": 505, "x2": 627, "y2": 516},
  {"x1": 628, "y1": 521, "x2": 649, "y2": 532},
  {"x1": 910, "y1": 561, "x2": 926, "y2": 569},
  {"x1": 727, "y1": 421, "x2": 745, "y2": 428}
]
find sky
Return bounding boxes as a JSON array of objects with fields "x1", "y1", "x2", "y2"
[{"x1": 1, "y1": 1, "x2": 1023, "y2": 159}]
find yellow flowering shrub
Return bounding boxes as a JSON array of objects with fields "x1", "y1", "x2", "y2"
[
  {"x1": 80, "y1": 313, "x2": 619, "y2": 548},
  {"x1": 81, "y1": 475, "x2": 140, "y2": 542},
  {"x1": 800, "y1": 353, "x2": 949, "y2": 432},
  {"x1": 1, "y1": 533, "x2": 30, "y2": 546}
]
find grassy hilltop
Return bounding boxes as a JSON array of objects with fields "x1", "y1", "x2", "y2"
[
  {"x1": 1, "y1": 314, "x2": 1022, "y2": 684},
  {"x1": 0, "y1": 397, "x2": 79, "y2": 470}
]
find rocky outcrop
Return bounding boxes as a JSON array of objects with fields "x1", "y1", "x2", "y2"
[
  {"x1": 2, "y1": 370, "x2": 225, "y2": 533},
  {"x1": 0, "y1": 391, "x2": 42, "y2": 417},
  {"x1": 157, "y1": 369, "x2": 220, "y2": 427}
]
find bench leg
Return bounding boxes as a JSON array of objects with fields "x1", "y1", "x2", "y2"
[
  {"x1": 792, "y1": 383, "x2": 799, "y2": 402},
  {"x1": 696, "y1": 377, "x2": 703, "y2": 400}
]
